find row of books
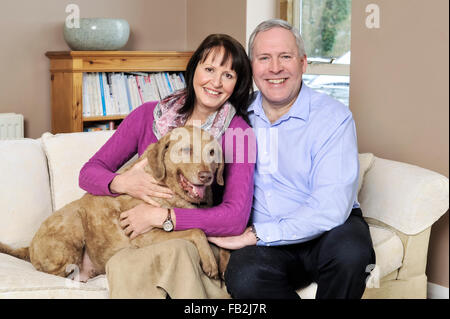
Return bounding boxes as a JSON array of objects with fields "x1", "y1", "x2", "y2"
[
  {"x1": 83, "y1": 121, "x2": 116, "y2": 132},
  {"x1": 82, "y1": 71, "x2": 186, "y2": 117}
]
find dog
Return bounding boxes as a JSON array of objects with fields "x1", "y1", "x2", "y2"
[{"x1": 0, "y1": 126, "x2": 230, "y2": 282}]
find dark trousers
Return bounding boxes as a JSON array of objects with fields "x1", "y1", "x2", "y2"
[{"x1": 225, "y1": 208, "x2": 376, "y2": 299}]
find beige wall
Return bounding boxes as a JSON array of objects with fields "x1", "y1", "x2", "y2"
[
  {"x1": 350, "y1": 0, "x2": 449, "y2": 287},
  {"x1": 0, "y1": 0, "x2": 187, "y2": 138},
  {"x1": 186, "y1": 0, "x2": 246, "y2": 50}
]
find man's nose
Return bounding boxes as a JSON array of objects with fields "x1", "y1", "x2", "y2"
[{"x1": 269, "y1": 58, "x2": 282, "y2": 73}]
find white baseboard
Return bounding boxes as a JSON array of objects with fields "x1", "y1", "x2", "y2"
[{"x1": 427, "y1": 282, "x2": 449, "y2": 299}]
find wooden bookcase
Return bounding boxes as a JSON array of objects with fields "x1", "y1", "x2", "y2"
[{"x1": 45, "y1": 51, "x2": 193, "y2": 133}]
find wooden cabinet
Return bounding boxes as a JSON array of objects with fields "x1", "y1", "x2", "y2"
[{"x1": 45, "y1": 51, "x2": 192, "y2": 133}]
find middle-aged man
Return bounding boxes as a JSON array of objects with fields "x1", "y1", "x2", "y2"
[{"x1": 208, "y1": 19, "x2": 376, "y2": 299}]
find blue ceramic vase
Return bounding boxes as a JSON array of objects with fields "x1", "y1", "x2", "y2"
[{"x1": 63, "y1": 18, "x2": 130, "y2": 51}]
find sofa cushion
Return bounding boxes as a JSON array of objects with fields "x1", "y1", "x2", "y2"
[
  {"x1": 357, "y1": 153, "x2": 374, "y2": 195},
  {"x1": 296, "y1": 224, "x2": 403, "y2": 298},
  {"x1": 41, "y1": 131, "x2": 114, "y2": 211},
  {"x1": 367, "y1": 225, "x2": 403, "y2": 281},
  {"x1": 0, "y1": 139, "x2": 53, "y2": 248},
  {"x1": 0, "y1": 253, "x2": 108, "y2": 298}
]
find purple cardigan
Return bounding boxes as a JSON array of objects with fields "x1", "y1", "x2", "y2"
[{"x1": 79, "y1": 101, "x2": 255, "y2": 236}]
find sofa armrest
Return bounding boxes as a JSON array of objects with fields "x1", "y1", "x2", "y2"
[
  {"x1": 359, "y1": 156, "x2": 448, "y2": 235},
  {"x1": 365, "y1": 217, "x2": 431, "y2": 280}
]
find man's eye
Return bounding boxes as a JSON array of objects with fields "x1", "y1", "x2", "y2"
[{"x1": 281, "y1": 55, "x2": 292, "y2": 59}]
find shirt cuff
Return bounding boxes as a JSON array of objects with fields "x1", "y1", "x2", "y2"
[{"x1": 253, "y1": 222, "x2": 282, "y2": 246}]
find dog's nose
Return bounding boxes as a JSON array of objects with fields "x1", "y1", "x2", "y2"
[{"x1": 198, "y1": 171, "x2": 213, "y2": 184}]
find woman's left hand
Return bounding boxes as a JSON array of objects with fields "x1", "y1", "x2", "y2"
[
  {"x1": 119, "y1": 204, "x2": 166, "y2": 240},
  {"x1": 208, "y1": 226, "x2": 257, "y2": 250}
]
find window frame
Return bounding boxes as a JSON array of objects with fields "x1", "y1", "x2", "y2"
[{"x1": 281, "y1": 0, "x2": 351, "y2": 77}]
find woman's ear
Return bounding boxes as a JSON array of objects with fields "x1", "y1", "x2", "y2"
[{"x1": 146, "y1": 135, "x2": 171, "y2": 181}]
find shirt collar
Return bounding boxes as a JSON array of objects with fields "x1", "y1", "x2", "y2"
[{"x1": 248, "y1": 81, "x2": 311, "y2": 123}]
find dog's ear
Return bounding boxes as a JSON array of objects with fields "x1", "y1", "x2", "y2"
[
  {"x1": 216, "y1": 159, "x2": 225, "y2": 186},
  {"x1": 146, "y1": 134, "x2": 171, "y2": 181}
]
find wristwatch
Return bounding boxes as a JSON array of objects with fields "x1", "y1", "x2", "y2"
[{"x1": 162, "y1": 208, "x2": 174, "y2": 232}]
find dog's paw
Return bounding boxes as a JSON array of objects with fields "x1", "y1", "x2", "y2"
[{"x1": 200, "y1": 257, "x2": 219, "y2": 279}]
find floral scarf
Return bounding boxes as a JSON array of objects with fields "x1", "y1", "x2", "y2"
[{"x1": 153, "y1": 90, "x2": 236, "y2": 140}]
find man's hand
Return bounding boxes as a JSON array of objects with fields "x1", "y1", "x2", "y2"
[
  {"x1": 208, "y1": 226, "x2": 257, "y2": 250},
  {"x1": 110, "y1": 158, "x2": 173, "y2": 206}
]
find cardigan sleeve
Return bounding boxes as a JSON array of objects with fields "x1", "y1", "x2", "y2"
[
  {"x1": 173, "y1": 117, "x2": 256, "y2": 237},
  {"x1": 78, "y1": 103, "x2": 153, "y2": 196}
]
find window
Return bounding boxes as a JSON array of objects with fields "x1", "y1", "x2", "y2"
[{"x1": 281, "y1": 0, "x2": 352, "y2": 106}]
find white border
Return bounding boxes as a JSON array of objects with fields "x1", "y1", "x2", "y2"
[{"x1": 427, "y1": 282, "x2": 449, "y2": 299}]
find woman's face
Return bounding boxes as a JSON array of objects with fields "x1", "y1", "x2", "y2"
[{"x1": 193, "y1": 47, "x2": 237, "y2": 115}]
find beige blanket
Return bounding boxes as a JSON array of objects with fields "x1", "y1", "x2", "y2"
[{"x1": 106, "y1": 238, "x2": 231, "y2": 299}]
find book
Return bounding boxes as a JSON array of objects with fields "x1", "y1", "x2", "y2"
[{"x1": 98, "y1": 72, "x2": 107, "y2": 116}]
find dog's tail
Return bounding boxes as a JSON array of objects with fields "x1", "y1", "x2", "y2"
[{"x1": 0, "y1": 242, "x2": 30, "y2": 261}]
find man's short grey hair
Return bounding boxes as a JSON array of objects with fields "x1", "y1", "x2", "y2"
[{"x1": 248, "y1": 19, "x2": 306, "y2": 61}]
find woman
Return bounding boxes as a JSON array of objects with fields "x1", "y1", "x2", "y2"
[{"x1": 78, "y1": 34, "x2": 255, "y2": 298}]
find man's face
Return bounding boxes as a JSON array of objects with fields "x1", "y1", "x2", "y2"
[{"x1": 251, "y1": 27, "x2": 307, "y2": 110}]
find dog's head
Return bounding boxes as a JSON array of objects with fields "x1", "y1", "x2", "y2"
[{"x1": 145, "y1": 126, "x2": 224, "y2": 204}]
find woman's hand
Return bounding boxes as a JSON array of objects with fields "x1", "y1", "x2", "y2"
[
  {"x1": 119, "y1": 204, "x2": 169, "y2": 240},
  {"x1": 208, "y1": 226, "x2": 257, "y2": 250},
  {"x1": 110, "y1": 158, "x2": 173, "y2": 206}
]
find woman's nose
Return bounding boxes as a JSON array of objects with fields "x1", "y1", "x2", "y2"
[{"x1": 211, "y1": 73, "x2": 223, "y2": 87}]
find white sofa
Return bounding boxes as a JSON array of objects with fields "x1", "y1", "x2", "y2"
[{"x1": 0, "y1": 131, "x2": 448, "y2": 299}]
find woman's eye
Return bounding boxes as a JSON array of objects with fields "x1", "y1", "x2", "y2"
[
  {"x1": 205, "y1": 67, "x2": 214, "y2": 72},
  {"x1": 225, "y1": 73, "x2": 234, "y2": 80}
]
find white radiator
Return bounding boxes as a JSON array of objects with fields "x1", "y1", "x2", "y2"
[{"x1": 0, "y1": 113, "x2": 24, "y2": 139}]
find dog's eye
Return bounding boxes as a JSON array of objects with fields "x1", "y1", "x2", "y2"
[{"x1": 209, "y1": 149, "x2": 215, "y2": 157}]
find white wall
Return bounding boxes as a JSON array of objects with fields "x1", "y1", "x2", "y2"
[{"x1": 246, "y1": 0, "x2": 279, "y2": 51}]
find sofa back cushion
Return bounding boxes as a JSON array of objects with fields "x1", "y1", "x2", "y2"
[
  {"x1": 41, "y1": 131, "x2": 114, "y2": 211},
  {"x1": 358, "y1": 153, "x2": 375, "y2": 195},
  {"x1": 0, "y1": 139, "x2": 53, "y2": 248}
]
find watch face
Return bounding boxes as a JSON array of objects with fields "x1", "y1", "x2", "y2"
[{"x1": 163, "y1": 220, "x2": 174, "y2": 232}]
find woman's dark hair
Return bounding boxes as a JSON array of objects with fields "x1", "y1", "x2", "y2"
[{"x1": 179, "y1": 34, "x2": 253, "y2": 124}]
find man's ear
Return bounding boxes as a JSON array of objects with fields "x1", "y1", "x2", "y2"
[
  {"x1": 301, "y1": 55, "x2": 308, "y2": 73},
  {"x1": 146, "y1": 134, "x2": 171, "y2": 181}
]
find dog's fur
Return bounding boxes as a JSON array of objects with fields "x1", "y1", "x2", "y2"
[{"x1": 0, "y1": 126, "x2": 230, "y2": 281}]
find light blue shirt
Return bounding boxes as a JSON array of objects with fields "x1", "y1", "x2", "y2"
[{"x1": 248, "y1": 83, "x2": 360, "y2": 246}]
